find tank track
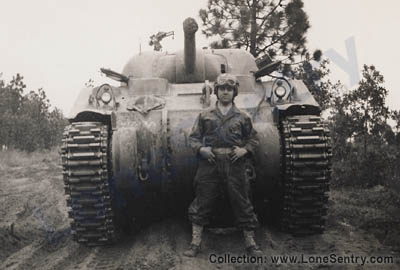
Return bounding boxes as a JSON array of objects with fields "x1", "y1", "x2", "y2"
[
  {"x1": 280, "y1": 115, "x2": 332, "y2": 235},
  {"x1": 61, "y1": 122, "x2": 116, "y2": 246}
]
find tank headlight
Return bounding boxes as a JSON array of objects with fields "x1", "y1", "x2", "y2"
[
  {"x1": 101, "y1": 92, "x2": 112, "y2": 104},
  {"x1": 274, "y1": 85, "x2": 287, "y2": 99}
]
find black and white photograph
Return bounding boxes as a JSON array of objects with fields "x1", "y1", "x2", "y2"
[{"x1": 0, "y1": 0, "x2": 399, "y2": 269}]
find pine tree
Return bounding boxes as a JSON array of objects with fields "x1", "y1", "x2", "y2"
[
  {"x1": 347, "y1": 65, "x2": 390, "y2": 155},
  {"x1": 0, "y1": 73, "x2": 67, "y2": 151},
  {"x1": 199, "y1": 0, "x2": 310, "y2": 60}
]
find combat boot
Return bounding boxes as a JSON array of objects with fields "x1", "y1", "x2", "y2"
[
  {"x1": 243, "y1": 230, "x2": 263, "y2": 257},
  {"x1": 184, "y1": 223, "x2": 203, "y2": 257}
]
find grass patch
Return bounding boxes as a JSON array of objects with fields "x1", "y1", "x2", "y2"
[
  {"x1": 0, "y1": 148, "x2": 61, "y2": 170},
  {"x1": 330, "y1": 186, "x2": 400, "y2": 251}
]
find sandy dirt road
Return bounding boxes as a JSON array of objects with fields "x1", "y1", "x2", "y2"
[{"x1": 0, "y1": 151, "x2": 399, "y2": 270}]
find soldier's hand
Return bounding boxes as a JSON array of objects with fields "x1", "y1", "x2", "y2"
[
  {"x1": 199, "y1": 147, "x2": 215, "y2": 164},
  {"x1": 230, "y1": 146, "x2": 248, "y2": 163}
]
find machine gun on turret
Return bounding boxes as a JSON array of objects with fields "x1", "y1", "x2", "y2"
[{"x1": 149, "y1": 31, "x2": 174, "y2": 51}]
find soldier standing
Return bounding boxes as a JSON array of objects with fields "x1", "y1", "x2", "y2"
[{"x1": 184, "y1": 73, "x2": 262, "y2": 257}]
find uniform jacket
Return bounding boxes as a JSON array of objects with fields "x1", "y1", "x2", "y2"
[{"x1": 189, "y1": 102, "x2": 259, "y2": 157}]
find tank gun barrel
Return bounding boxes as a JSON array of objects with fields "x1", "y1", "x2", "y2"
[{"x1": 183, "y1": 18, "x2": 198, "y2": 75}]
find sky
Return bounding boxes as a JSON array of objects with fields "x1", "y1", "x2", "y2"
[{"x1": 1, "y1": 0, "x2": 399, "y2": 115}]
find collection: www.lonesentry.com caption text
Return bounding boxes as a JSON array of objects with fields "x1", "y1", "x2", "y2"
[{"x1": 209, "y1": 253, "x2": 395, "y2": 266}]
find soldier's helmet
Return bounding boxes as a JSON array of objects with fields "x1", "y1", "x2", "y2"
[{"x1": 214, "y1": 73, "x2": 239, "y2": 98}]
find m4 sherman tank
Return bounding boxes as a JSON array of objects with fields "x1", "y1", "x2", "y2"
[{"x1": 61, "y1": 18, "x2": 332, "y2": 246}]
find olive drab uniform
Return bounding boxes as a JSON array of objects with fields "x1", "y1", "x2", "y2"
[{"x1": 188, "y1": 102, "x2": 259, "y2": 230}]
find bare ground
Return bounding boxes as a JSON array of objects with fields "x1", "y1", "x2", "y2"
[{"x1": 0, "y1": 150, "x2": 399, "y2": 270}]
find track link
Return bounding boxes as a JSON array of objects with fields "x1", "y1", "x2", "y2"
[
  {"x1": 280, "y1": 115, "x2": 332, "y2": 235},
  {"x1": 61, "y1": 122, "x2": 116, "y2": 245}
]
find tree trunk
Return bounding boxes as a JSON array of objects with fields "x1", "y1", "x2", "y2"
[
  {"x1": 249, "y1": 0, "x2": 258, "y2": 57},
  {"x1": 364, "y1": 108, "x2": 368, "y2": 158}
]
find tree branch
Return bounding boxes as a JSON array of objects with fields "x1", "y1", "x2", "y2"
[
  {"x1": 258, "y1": 0, "x2": 283, "y2": 29},
  {"x1": 245, "y1": 0, "x2": 252, "y2": 8},
  {"x1": 255, "y1": 43, "x2": 280, "y2": 57},
  {"x1": 257, "y1": 25, "x2": 293, "y2": 53}
]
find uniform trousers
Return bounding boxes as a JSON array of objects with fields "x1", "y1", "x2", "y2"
[{"x1": 188, "y1": 150, "x2": 259, "y2": 230}]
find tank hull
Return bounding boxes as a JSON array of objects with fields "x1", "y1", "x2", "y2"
[{"x1": 108, "y1": 84, "x2": 281, "y2": 211}]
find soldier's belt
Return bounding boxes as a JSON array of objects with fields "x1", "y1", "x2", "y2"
[{"x1": 212, "y1": 147, "x2": 232, "y2": 155}]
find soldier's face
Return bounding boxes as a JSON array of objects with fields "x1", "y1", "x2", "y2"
[{"x1": 217, "y1": 85, "x2": 234, "y2": 105}]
